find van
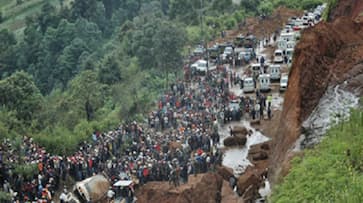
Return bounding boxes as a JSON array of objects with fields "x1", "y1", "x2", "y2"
[
  {"x1": 269, "y1": 64, "x2": 281, "y2": 80},
  {"x1": 250, "y1": 63, "x2": 261, "y2": 78},
  {"x1": 258, "y1": 74, "x2": 271, "y2": 92},
  {"x1": 280, "y1": 75, "x2": 289, "y2": 91},
  {"x1": 243, "y1": 77, "x2": 255, "y2": 93},
  {"x1": 273, "y1": 50, "x2": 284, "y2": 64}
]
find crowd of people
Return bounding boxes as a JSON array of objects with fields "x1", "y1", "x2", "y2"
[{"x1": 0, "y1": 66, "x2": 239, "y2": 202}]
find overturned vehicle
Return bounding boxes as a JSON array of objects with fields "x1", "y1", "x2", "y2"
[{"x1": 66, "y1": 174, "x2": 110, "y2": 203}]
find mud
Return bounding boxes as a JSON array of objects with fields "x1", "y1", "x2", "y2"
[{"x1": 136, "y1": 173, "x2": 223, "y2": 203}]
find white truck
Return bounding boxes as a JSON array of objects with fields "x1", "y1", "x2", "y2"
[
  {"x1": 243, "y1": 77, "x2": 255, "y2": 93},
  {"x1": 273, "y1": 50, "x2": 284, "y2": 64},
  {"x1": 191, "y1": 59, "x2": 208, "y2": 74},
  {"x1": 269, "y1": 64, "x2": 281, "y2": 80},
  {"x1": 258, "y1": 74, "x2": 271, "y2": 92}
]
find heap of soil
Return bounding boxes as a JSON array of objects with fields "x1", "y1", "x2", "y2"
[
  {"x1": 223, "y1": 126, "x2": 250, "y2": 147},
  {"x1": 136, "y1": 173, "x2": 223, "y2": 203},
  {"x1": 270, "y1": 10, "x2": 363, "y2": 182}
]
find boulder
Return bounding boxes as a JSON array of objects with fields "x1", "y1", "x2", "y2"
[
  {"x1": 216, "y1": 166, "x2": 234, "y2": 181},
  {"x1": 223, "y1": 135, "x2": 247, "y2": 147},
  {"x1": 252, "y1": 151, "x2": 268, "y2": 161},
  {"x1": 232, "y1": 126, "x2": 248, "y2": 136},
  {"x1": 236, "y1": 169, "x2": 261, "y2": 197}
]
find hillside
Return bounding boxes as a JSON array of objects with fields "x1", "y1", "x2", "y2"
[
  {"x1": 271, "y1": 109, "x2": 363, "y2": 202},
  {"x1": 0, "y1": 0, "x2": 72, "y2": 37},
  {"x1": 2, "y1": 0, "x2": 361, "y2": 202},
  {"x1": 270, "y1": 0, "x2": 363, "y2": 191}
]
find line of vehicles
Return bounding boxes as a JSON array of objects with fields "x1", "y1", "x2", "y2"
[
  {"x1": 241, "y1": 4, "x2": 326, "y2": 94},
  {"x1": 187, "y1": 4, "x2": 326, "y2": 92}
]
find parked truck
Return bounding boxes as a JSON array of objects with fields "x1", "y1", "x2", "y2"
[{"x1": 66, "y1": 174, "x2": 111, "y2": 203}]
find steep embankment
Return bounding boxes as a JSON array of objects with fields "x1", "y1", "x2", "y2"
[
  {"x1": 271, "y1": 2, "x2": 363, "y2": 182},
  {"x1": 329, "y1": 0, "x2": 363, "y2": 22}
]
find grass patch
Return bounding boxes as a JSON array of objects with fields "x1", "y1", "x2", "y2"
[{"x1": 271, "y1": 109, "x2": 363, "y2": 202}]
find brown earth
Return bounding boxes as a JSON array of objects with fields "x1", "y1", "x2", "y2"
[
  {"x1": 270, "y1": 7, "x2": 363, "y2": 183},
  {"x1": 329, "y1": 0, "x2": 363, "y2": 22},
  {"x1": 136, "y1": 173, "x2": 223, "y2": 203}
]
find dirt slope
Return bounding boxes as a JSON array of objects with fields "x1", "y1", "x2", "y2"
[
  {"x1": 271, "y1": 11, "x2": 363, "y2": 182},
  {"x1": 329, "y1": 0, "x2": 363, "y2": 22}
]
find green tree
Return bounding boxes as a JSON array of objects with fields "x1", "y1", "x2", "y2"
[
  {"x1": 0, "y1": 29, "x2": 17, "y2": 77},
  {"x1": 169, "y1": 0, "x2": 198, "y2": 24},
  {"x1": 0, "y1": 71, "x2": 43, "y2": 122},
  {"x1": 98, "y1": 55, "x2": 122, "y2": 85},
  {"x1": 153, "y1": 21, "x2": 186, "y2": 85},
  {"x1": 55, "y1": 38, "x2": 90, "y2": 88},
  {"x1": 70, "y1": 0, "x2": 98, "y2": 21},
  {"x1": 68, "y1": 70, "x2": 107, "y2": 121},
  {"x1": 37, "y1": 3, "x2": 60, "y2": 34}
]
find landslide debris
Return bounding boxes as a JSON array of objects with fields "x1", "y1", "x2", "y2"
[
  {"x1": 328, "y1": 0, "x2": 363, "y2": 22},
  {"x1": 271, "y1": 10, "x2": 363, "y2": 181},
  {"x1": 136, "y1": 173, "x2": 223, "y2": 203}
]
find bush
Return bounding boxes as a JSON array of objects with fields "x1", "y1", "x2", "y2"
[
  {"x1": 0, "y1": 191, "x2": 11, "y2": 202},
  {"x1": 33, "y1": 126, "x2": 88, "y2": 156},
  {"x1": 224, "y1": 17, "x2": 237, "y2": 29},
  {"x1": 271, "y1": 110, "x2": 363, "y2": 202},
  {"x1": 14, "y1": 163, "x2": 38, "y2": 179}
]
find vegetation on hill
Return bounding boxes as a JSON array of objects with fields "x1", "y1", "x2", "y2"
[
  {"x1": 271, "y1": 108, "x2": 363, "y2": 202},
  {"x1": 0, "y1": 0, "x2": 326, "y2": 155}
]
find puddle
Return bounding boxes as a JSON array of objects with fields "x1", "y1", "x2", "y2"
[
  {"x1": 220, "y1": 121, "x2": 270, "y2": 175},
  {"x1": 297, "y1": 86, "x2": 359, "y2": 149}
]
